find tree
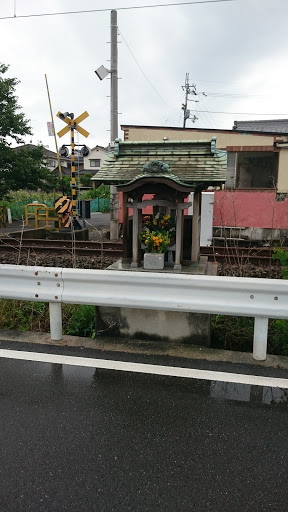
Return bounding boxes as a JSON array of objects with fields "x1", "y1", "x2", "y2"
[
  {"x1": 0, "y1": 63, "x2": 52, "y2": 199},
  {"x1": 80, "y1": 173, "x2": 93, "y2": 188}
]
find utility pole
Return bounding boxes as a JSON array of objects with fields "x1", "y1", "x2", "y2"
[
  {"x1": 109, "y1": 9, "x2": 119, "y2": 240},
  {"x1": 181, "y1": 73, "x2": 199, "y2": 127}
]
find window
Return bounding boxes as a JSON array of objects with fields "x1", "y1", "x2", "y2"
[
  {"x1": 236, "y1": 152, "x2": 278, "y2": 189},
  {"x1": 90, "y1": 159, "x2": 101, "y2": 167},
  {"x1": 47, "y1": 159, "x2": 56, "y2": 167}
]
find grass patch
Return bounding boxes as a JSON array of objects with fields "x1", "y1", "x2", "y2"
[
  {"x1": 212, "y1": 315, "x2": 288, "y2": 356},
  {"x1": 0, "y1": 300, "x2": 95, "y2": 338},
  {"x1": 1, "y1": 300, "x2": 288, "y2": 356}
]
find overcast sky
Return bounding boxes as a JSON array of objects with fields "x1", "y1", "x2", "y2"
[{"x1": 1, "y1": 0, "x2": 288, "y2": 151}]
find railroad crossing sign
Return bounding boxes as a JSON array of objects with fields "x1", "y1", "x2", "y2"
[
  {"x1": 56, "y1": 110, "x2": 90, "y2": 229},
  {"x1": 55, "y1": 196, "x2": 72, "y2": 228},
  {"x1": 56, "y1": 111, "x2": 90, "y2": 138}
]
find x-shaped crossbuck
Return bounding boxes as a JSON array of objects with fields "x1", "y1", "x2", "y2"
[{"x1": 56, "y1": 111, "x2": 90, "y2": 138}]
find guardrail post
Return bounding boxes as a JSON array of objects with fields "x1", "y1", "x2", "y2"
[
  {"x1": 49, "y1": 302, "x2": 63, "y2": 341},
  {"x1": 253, "y1": 317, "x2": 268, "y2": 361}
]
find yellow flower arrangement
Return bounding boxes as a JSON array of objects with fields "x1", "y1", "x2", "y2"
[
  {"x1": 140, "y1": 213, "x2": 175, "y2": 253},
  {"x1": 140, "y1": 230, "x2": 171, "y2": 253},
  {"x1": 142, "y1": 212, "x2": 175, "y2": 236}
]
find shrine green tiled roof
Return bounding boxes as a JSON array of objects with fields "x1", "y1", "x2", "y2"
[{"x1": 91, "y1": 139, "x2": 227, "y2": 186}]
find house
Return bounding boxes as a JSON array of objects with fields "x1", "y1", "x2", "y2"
[
  {"x1": 83, "y1": 145, "x2": 108, "y2": 176},
  {"x1": 12, "y1": 144, "x2": 70, "y2": 174},
  {"x1": 120, "y1": 123, "x2": 288, "y2": 243},
  {"x1": 233, "y1": 119, "x2": 288, "y2": 134}
]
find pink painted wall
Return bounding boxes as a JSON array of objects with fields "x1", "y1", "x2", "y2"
[
  {"x1": 118, "y1": 192, "x2": 154, "y2": 224},
  {"x1": 119, "y1": 189, "x2": 288, "y2": 230},
  {"x1": 118, "y1": 192, "x2": 190, "y2": 223},
  {"x1": 213, "y1": 191, "x2": 288, "y2": 229}
]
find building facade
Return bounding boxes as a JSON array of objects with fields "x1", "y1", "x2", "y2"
[{"x1": 120, "y1": 124, "x2": 288, "y2": 243}]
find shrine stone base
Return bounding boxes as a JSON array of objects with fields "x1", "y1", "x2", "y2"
[
  {"x1": 94, "y1": 256, "x2": 217, "y2": 347},
  {"x1": 107, "y1": 256, "x2": 212, "y2": 275}
]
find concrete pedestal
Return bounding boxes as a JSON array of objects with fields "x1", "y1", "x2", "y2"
[
  {"x1": 95, "y1": 256, "x2": 216, "y2": 348},
  {"x1": 95, "y1": 306, "x2": 210, "y2": 346},
  {"x1": 143, "y1": 252, "x2": 164, "y2": 270}
]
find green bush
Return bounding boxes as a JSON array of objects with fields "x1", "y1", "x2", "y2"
[
  {"x1": 268, "y1": 319, "x2": 288, "y2": 355},
  {"x1": 212, "y1": 315, "x2": 288, "y2": 355},
  {"x1": 0, "y1": 300, "x2": 95, "y2": 338},
  {"x1": 65, "y1": 305, "x2": 95, "y2": 338},
  {"x1": 273, "y1": 249, "x2": 288, "y2": 279},
  {"x1": 80, "y1": 173, "x2": 94, "y2": 188},
  {"x1": 0, "y1": 190, "x2": 58, "y2": 220},
  {"x1": 0, "y1": 299, "x2": 50, "y2": 332},
  {"x1": 211, "y1": 315, "x2": 254, "y2": 353},
  {"x1": 81, "y1": 184, "x2": 110, "y2": 200}
]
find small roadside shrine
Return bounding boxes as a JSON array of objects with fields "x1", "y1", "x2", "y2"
[
  {"x1": 91, "y1": 138, "x2": 226, "y2": 346},
  {"x1": 92, "y1": 137, "x2": 226, "y2": 271}
]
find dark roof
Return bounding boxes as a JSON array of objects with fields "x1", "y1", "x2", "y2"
[
  {"x1": 91, "y1": 145, "x2": 108, "y2": 151},
  {"x1": 12, "y1": 144, "x2": 58, "y2": 158},
  {"x1": 91, "y1": 139, "x2": 227, "y2": 188},
  {"x1": 233, "y1": 119, "x2": 288, "y2": 134}
]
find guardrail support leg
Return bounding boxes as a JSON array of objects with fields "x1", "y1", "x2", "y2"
[
  {"x1": 49, "y1": 302, "x2": 63, "y2": 341},
  {"x1": 253, "y1": 317, "x2": 268, "y2": 361}
]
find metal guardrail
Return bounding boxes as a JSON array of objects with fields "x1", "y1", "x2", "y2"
[{"x1": 0, "y1": 264, "x2": 288, "y2": 361}]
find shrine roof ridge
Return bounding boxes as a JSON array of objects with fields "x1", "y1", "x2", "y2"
[
  {"x1": 113, "y1": 138, "x2": 218, "y2": 154},
  {"x1": 91, "y1": 137, "x2": 226, "y2": 188}
]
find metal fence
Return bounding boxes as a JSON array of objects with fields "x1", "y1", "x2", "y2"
[
  {"x1": 2, "y1": 198, "x2": 110, "y2": 220},
  {"x1": 0, "y1": 264, "x2": 288, "y2": 361},
  {"x1": 90, "y1": 198, "x2": 110, "y2": 212}
]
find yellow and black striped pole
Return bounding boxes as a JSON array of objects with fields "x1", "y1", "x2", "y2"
[
  {"x1": 70, "y1": 117, "x2": 77, "y2": 221},
  {"x1": 57, "y1": 110, "x2": 90, "y2": 229}
]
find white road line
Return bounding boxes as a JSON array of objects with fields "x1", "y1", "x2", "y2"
[{"x1": 0, "y1": 348, "x2": 288, "y2": 388}]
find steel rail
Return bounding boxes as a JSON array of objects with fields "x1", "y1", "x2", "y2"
[
  {"x1": 0, "y1": 240, "x2": 282, "y2": 265},
  {"x1": 0, "y1": 238, "x2": 123, "y2": 257}
]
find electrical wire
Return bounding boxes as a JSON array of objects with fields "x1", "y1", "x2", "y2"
[
  {"x1": 190, "y1": 109, "x2": 288, "y2": 116},
  {"x1": 206, "y1": 92, "x2": 266, "y2": 98},
  {"x1": 118, "y1": 28, "x2": 169, "y2": 106},
  {"x1": 0, "y1": 0, "x2": 237, "y2": 20},
  {"x1": 197, "y1": 96, "x2": 217, "y2": 128},
  {"x1": 163, "y1": 108, "x2": 182, "y2": 125}
]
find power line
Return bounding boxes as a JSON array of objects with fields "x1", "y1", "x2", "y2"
[
  {"x1": 190, "y1": 109, "x2": 288, "y2": 116},
  {"x1": 194, "y1": 78, "x2": 243, "y2": 84},
  {"x1": 206, "y1": 92, "x2": 266, "y2": 98},
  {"x1": 198, "y1": 96, "x2": 217, "y2": 127},
  {"x1": 0, "y1": 0, "x2": 236, "y2": 20},
  {"x1": 118, "y1": 28, "x2": 169, "y2": 106}
]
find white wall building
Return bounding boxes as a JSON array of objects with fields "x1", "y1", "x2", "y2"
[{"x1": 84, "y1": 145, "x2": 108, "y2": 173}]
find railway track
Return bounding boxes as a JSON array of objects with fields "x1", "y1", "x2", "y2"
[
  {"x1": 0, "y1": 238, "x2": 123, "y2": 257},
  {"x1": 201, "y1": 246, "x2": 282, "y2": 266},
  {"x1": 0, "y1": 238, "x2": 284, "y2": 266}
]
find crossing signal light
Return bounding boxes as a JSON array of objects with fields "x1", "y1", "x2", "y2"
[
  {"x1": 80, "y1": 145, "x2": 90, "y2": 157},
  {"x1": 59, "y1": 145, "x2": 69, "y2": 158}
]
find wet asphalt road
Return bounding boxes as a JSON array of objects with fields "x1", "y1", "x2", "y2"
[{"x1": 0, "y1": 345, "x2": 288, "y2": 511}]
